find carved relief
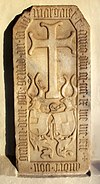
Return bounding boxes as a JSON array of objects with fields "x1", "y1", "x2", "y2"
[
  {"x1": 27, "y1": 72, "x2": 77, "y2": 160},
  {"x1": 26, "y1": 19, "x2": 77, "y2": 161},
  {"x1": 13, "y1": 5, "x2": 90, "y2": 176}
]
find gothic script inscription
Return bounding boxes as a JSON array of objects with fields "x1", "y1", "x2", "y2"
[{"x1": 13, "y1": 5, "x2": 90, "y2": 176}]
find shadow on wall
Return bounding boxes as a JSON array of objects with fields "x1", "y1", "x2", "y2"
[{"x1": 4, "y1": 14, "x2": 20, "y2": 167}]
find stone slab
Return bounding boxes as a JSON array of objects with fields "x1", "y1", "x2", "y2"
[{"x1": 13, "y1": 5, "x2": 90, "y2": 176}]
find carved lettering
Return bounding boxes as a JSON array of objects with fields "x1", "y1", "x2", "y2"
[
  {"x1": 79, "y1": 138, "x2": 88, "y2": 151},
  {"x1": 16, "y1": 43, "x2": 25, "y2": 55},
  {"x1": 31, "y1": 7, "x2": 77, "y2": 19},
  {"x1": 15, "y1": 31, "x2": 25, "y2": 39},
  {"x1": 79, "y1": 56, "x2": 88, "y2": 70},
  {"x1": 79, "y1": 82, "x2": 88, "y2": 95},
  {"x1": 17, "y1": 91, "x2": 27, "y2": 105},
  {"x1": 79, "y1": 72, "x2": 88, "y2": 81},
  {"x1": 79, "y1": 99, "x2": 88, "y2": 106},
  {"x1": 20, "y1": 15, "x2": 31, "y2": 28},
  {"x1": 78, "y1": 30, "x2": 88, "y2": 54},
  {"x1": 30, "y1": 162, "x2": 80, "y2": 173},
  {"x1": 79, "y1": 124, "x2": 88, "y2": 136},
  {"x1": 79, "y1": 109, "x2": 88, "y2": 121}
]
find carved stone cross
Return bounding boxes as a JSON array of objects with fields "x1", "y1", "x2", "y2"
[{"x1": 28, "y1": 21, "x2": 75, "y2": 98}]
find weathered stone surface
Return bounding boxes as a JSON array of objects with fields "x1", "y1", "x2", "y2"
[{"x1": 13, "y1": 5, "x2": 90, "y2": 176}]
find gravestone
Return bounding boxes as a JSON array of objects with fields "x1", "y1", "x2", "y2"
[{"x1": 13, "y1": 5, "x2": 90, "y2": 176}]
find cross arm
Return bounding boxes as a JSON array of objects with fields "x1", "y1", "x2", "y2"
[{"x1": 56, "y1": 31, "x2": 75, "y2": 54}]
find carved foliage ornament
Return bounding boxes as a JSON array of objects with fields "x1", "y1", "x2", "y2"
[{"x1": 13, "y1": 5, "x2": 90, "y2": 176}]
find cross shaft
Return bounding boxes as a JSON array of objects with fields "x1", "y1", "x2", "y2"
[{"x1": 28, "y1": 21, "x2": 75, "y2": 98}]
